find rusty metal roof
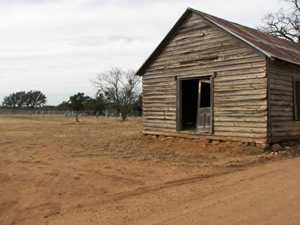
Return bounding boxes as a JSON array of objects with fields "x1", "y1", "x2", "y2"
[
  {"x1": 194, "y1": 8, "x2": 300, "y2": 65},
  {"x1": 136, "y1": 8, "x2": 300, "y2": 75}
]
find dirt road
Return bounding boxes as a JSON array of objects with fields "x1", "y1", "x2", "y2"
[
  {"x1": 0, "y1": 116, "x2": 299, "y2": 225},
  {"x1": 50, "y1": 157, "x2": 300, "y2": 225}
]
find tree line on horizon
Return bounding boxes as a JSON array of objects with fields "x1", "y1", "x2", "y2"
[{"x1": 1, "y1": 68, "x2": 142, "y2": 121}]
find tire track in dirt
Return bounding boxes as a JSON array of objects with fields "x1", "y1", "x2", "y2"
[
  {"x1": 129, "y1": 160, "x2": 299, "y2": 225},
  {"x1": 81, "y1": 163, "x2": 282, "y2": 210},
  {"x1": 89, "y1": 170, "x2": 145, "y2": 185},
  {"x1": 50, "y1": 162, "x2": 287, "y2": 225},
  {"x1": 82, "y1": 169, "x2": 232, "y2": 208}
]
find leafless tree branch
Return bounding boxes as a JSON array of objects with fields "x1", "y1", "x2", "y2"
[
  {"x1": 259, "y1": 0, "x2": 300, "y2": 43},
  {"x1": 93, "y1": 67, "x2": 141, "y2": 120}
]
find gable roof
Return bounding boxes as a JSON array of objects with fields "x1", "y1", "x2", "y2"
[{"x1": 136, "y1": 8, "x2": 300, "y2": 75}]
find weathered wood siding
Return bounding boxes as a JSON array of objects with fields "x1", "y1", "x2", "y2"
[
  {"x1": 143, "y1": 12, "x2": 268, "y2": 143},
  {"x1": 268, "y1": 59, "x2": 300, "y2": 142}
]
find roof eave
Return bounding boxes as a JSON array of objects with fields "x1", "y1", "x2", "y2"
[
  {"x1": 270, "y1": 56, "x2": 300, "y2": 66},
  {"x1": 189, "y1": 8, "x2": 273, "y2": 59}
]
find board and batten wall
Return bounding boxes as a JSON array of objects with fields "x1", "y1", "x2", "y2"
[
  {"x1": 268, "y1": 59, "x2": 300, "y2": 142},
  {"x1": 142, "y1": 12, "x2": 268, "y2": 144}
]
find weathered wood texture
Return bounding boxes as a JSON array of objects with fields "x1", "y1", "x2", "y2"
[
  {"x1": 268, "y1": 59, "x2": 300, "y2": 143},
  {"x1": 142, "y1": 12, "x2": 268, "y2": 143}
]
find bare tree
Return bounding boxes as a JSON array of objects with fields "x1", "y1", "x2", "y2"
[
  {"x1": 94, "y1": 68, "x2": 141, "y2": 120},
  {"x1": 260, "y1": 0, "x2": 300, "y2": 43}
]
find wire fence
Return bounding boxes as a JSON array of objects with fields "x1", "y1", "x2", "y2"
[{"x1": 0, "y1": 108, "x2": 142, "y2": 118}]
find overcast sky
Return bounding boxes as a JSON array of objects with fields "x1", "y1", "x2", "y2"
[{"x1": 0, "y1": 0, "x2": 288, "y2": 105}]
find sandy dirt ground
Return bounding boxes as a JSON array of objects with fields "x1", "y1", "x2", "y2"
[{"x1": 0, "y1": 115, "x2": 298, "y2": 225}]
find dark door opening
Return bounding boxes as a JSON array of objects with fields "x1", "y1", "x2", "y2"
[
  {"x1": 181, "y1": 79, "x2": 198, "y2": 129},
  {"x1": 179, "y1": 78, "x2": 212, "y2": 132}
]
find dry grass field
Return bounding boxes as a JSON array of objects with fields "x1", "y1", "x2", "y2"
[{"x1": 0, "y1": 115, "x2": 297, "y2": 225}]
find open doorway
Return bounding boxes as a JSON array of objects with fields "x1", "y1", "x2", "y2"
[
  {"x1": 178, "y1": 77, "x2": 212, "y2": 132},
  {"x1": 181, "y1": 79, "x2": 198, "y2": 129}
]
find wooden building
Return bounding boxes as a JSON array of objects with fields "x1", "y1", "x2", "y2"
[{"x1": 136, "y1": 8, "x2": 300, "y2": 146}]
